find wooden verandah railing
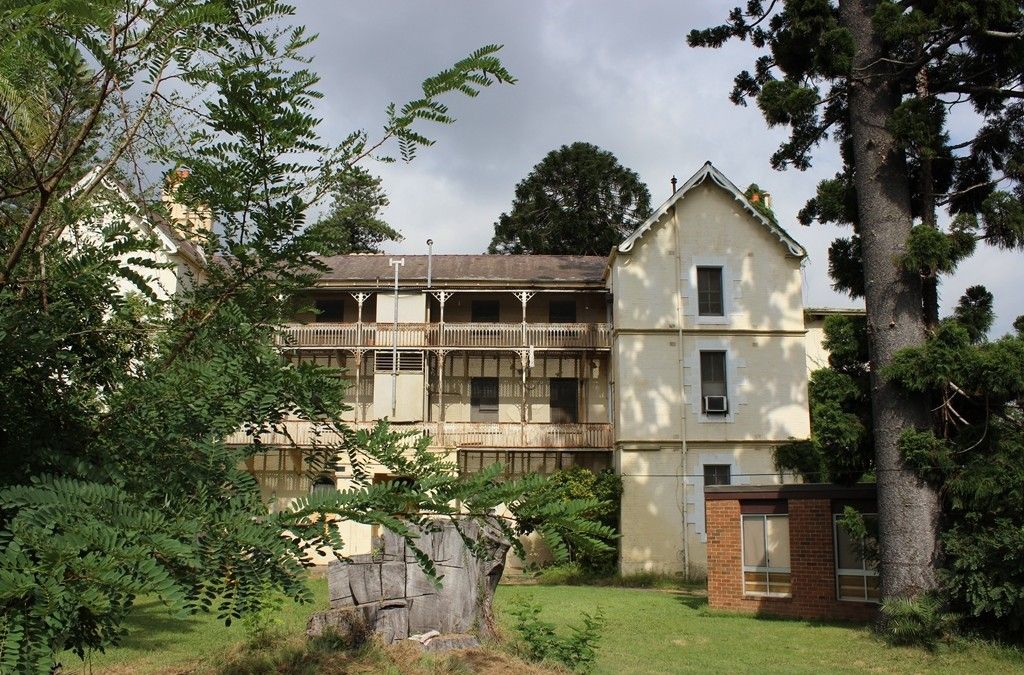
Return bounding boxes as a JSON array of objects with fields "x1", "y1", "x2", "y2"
[
  {"x1": 226, "y1": 419, "x2": 613, "y2": 449},
  {"x1": 277, "y1": 322, "x2": 611, "y2": 350}
]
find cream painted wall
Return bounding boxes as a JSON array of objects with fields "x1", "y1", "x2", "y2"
[
  {"x1": 376, "y1": 291, "x2": 427, "y2": 323},
  {"x1": 805, "y1": 316, "x2": 830, "y2": 375},
  {"x1": 611, "y1": 176, "x2": 810, "y2": 576},
  {"x1": 618, "y1": 442, "x2": 784, "y2": 577}
]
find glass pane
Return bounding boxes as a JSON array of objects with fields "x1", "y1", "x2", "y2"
[
  {"x1": 767, "y1": 572, "x2": 792, "y2": 596},
  {"x1": 766, "y1": 516, "x2": 790, "y2": 570},
  {"x1": 742, "y1": 516, "x2": 766, "y2": 567},
  {"x1": 835, "y1": 519, "x2": 864, "y2": 570},
  {"x1": 866, "y1": 575, "x2": 881, "y2": 601},
  {"x1": 704, "y1": 464, "x2": 731, "y2": 486},
  {"x1": 700, "y1": 351, "x2": 727, "y2": 397},
  {"x1": 838, "y1": 574, "x2": 865, "y2": 601},
  {"x1": 744, "y1": 570, "x2": 768, "y2": 595},
  {"x1": 697, "y1": 267, "x2": 724, "y2": 316}
]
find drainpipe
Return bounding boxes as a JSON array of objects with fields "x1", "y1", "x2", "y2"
[
  {"x1": 670, "y1": 205, "x2": 691, "y2": 580},
  {"x1": 389, "y1": 258, "x2": 404, "y2": 417}
]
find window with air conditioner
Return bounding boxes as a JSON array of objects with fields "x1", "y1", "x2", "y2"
[{"x1": 700, "y1": 350, "x2": 728, "y2": 414}]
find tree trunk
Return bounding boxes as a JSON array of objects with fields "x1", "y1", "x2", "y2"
[{"x1": 840, "y1": 0, "x2": 941, "y2": 598}]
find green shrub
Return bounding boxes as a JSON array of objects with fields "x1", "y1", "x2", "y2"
[
  {"x1": 521, "y1": 467, "x2": 623, "y2": 573},
  {"x1": 241, "y1": 594, "x2": 286, "y2": 650},
  {"x1": 877, "y1": 595, "x2": 957, "y2": 650},
  {"x1": 508, "y1": 597, "x2": 605, "y2": 673}
]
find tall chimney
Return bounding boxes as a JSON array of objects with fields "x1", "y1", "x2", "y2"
[
  {"x1": 670, "y1": 175, "x2": 678, "y2": 194},
  {"x1": 162, "y1": 167, "x2": 212, "y2": 242}
]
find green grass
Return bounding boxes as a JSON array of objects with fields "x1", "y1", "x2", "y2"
[
  {"x1": 494, "y1": 585, "x2": 1024, "y2": 675},
  {"x1": 56, "y1": 579, "x2": 1024, "y2": 674},
  {"x1": 57, "y1": 578, "x2": 329, "y2": 674}
]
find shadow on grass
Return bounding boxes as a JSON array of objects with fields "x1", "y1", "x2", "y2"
[
  {"x1": 673, "y1": 594, "x2": 709, "y2": 611},
  {"x1": 112, "y1": 599, "x2": 210, "y2": 651}
]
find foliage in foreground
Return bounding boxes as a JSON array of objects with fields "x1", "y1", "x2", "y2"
[
  {"x1": 518, "y1": 468, "x2": 623, "y2": 573},
  {"x1": 777, "y1": 293, "x2": 1024, "y2": 642},
  {"x1": 507, "y1": 597, "x2": 604, "y2": 674},
  {"x1": 877, "y1": 595, "x2": 958, "y2": 651},
  {"x1": 0, "y1": 1, "x2": 614, "y2": 671}
]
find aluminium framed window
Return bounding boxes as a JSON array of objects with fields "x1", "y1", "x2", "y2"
[
  {"x1": 834, "y1": 513, "x2": 881, "y2": 602},
  {"x1": 741, "y1": 514, "x2": 792, "y2": 597}
]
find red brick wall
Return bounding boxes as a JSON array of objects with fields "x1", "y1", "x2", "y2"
[{"x1": 706, "y1": 497, "x2": 877, "y2": 622}]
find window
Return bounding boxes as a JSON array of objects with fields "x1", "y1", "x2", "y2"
[
  {"x1": 471, "y1": 300, "x2": 500, "y2": 323},
  {"x1": 549, "y1": 300, "x2": 577, "y2": 323},
  {"x1": 470, "y1": 377, "x2": 499, "y2": 422},
  {"x1": 310, "y1": 474, "x2": 336, "y2": 494},
  {"x1": 314, "y1": 298, "x2": 345, "y2": 322},
  {"x1": 700, "y1": 350, "x2": 728, "y2": 413},
  {"x1": 697, "y1": 266, "x2": 724, "y2": 316},
  {"x1": 704, "y1": 464, "x2": 731, "y2": 486},
  {"x1": 549, "y1": 378, "x2": 579, "y2": 423},
  {"x1": 374, "y1": 351, "x2": 424, "y2": 372},
  {"x1": 834, "y1": 513, "x2": 880, "y2": 602},
  {"x1": 742, "y1": 514, "x2": 791, "y2": 597}
]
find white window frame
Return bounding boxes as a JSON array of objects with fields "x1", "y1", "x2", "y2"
[
  {"x1": 833, "y1": 513, "x2": 880, "y2": 603},
  {"x1": 687, "y1": 256, "x2": 736, "y2": 325},
  {"x1": 740, "y1": 513, "x2": 792, "y2": 598}
]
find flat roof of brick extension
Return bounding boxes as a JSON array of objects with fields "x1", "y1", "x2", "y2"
[
  {"x1": 704, "y1": 483, "x2": 877, "y2": 501},
  {"x1": 315, "y1": 254, "x2": 609, "y2": 289}
]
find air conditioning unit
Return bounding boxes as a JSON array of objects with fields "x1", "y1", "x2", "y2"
[{"x1": 704, "y1": 395, "x2": 728, "y2": 414}]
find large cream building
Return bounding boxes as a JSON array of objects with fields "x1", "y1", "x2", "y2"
[{"x1": 225, "y1": 162, "x2": 819, "y2": 576}]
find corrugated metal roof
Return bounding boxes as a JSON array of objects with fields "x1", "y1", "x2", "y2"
[{"x1": 317, "y1": 254, "x2": 609, "y2": 287}]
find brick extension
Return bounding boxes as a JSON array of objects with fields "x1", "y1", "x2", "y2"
[{"x1": 705, "y1": 485, "x2": 877, "y2": 622}]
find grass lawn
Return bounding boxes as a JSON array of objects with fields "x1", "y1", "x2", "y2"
[
  {"x1": 58, "y1": 578, "x2": 1024, "y2": 674},
  {"x1": 493, "y1": 585, "x2": 1024, "y2": 675},
  {"x1": 58, "y1": 578, "x2": 329, "y2": 674}
]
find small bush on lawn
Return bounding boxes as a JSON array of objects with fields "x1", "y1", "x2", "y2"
[
  {"x1": 508, "y1": 597, "x2": 605, "y2": 673},
  {"x1": 877, "y1": 594, "x2": 958, "y2": 650}
]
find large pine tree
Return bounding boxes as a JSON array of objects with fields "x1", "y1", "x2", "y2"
[
  {"x1": 690, "y1": 0, "x2": 1024, "y2": 600},
  {"x1": 488, "y1": 142, "x2": 652, "y2": 255}
]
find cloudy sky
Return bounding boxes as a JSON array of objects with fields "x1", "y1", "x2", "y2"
[{"x1": 292, "y1": 1, "x2": 1022, "y2": 336}]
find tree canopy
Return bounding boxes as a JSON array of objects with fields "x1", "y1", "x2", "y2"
[
  {"x1": 691, "y1": 0, "x2": 1024, "y2": 603},
  {"x1": 487, "y1": 142, "x2": 652, "y2": 255}
]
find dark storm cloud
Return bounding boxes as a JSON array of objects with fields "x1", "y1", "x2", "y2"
[{"x1": 293, "y1": 1, "x2": 1022, "y2": 335}]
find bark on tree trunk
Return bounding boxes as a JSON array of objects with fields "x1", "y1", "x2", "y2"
[{"x1": 840, "y1": 0, "x2": 941, "y2": 598}]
